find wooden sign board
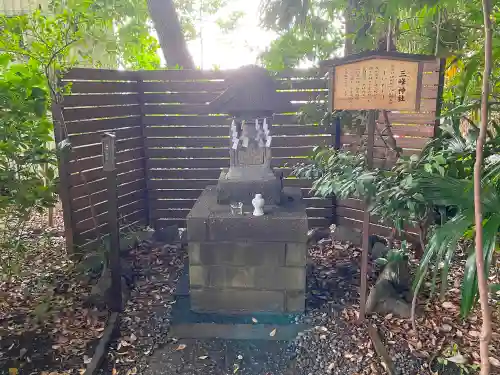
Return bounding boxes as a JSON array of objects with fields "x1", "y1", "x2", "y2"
[{"x1": 332, "y1": 58, "x2": 421, "y2": 111}]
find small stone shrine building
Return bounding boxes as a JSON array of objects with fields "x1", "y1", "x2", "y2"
[{"x1": 186, "y1": 66, "x2": 309, "y2": 313}]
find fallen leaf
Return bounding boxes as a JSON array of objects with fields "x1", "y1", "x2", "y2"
[
  {"x1": 447, "y1": 353, "x2": 467, "y2": 364},
  {"x1": 384, "y1": 314, "x2": 393, "y2": 320},
  {"x1": 251, "y1": 317, "x2": 258, "y2": 323},
  {"x1": 8, "y1": 369, "x2": 18, "y2": 375},
  {"x1": 269, "y1": 328, "x2": 277, "y2": 337},
  {"x1": 468, "y1": 330, "x2": 481, "y2": 338},
  {"x1": 112, "y1": 368, "x2": 117, "y2": 375},
  {"x1": 489, "y1": 357, "x2": 500, "y2": 367},
  {"x1": 442, "y1": 301, "x2": 456, "y2": 310},
  {"x1": 441, "y1": 324, "x2": 452, "y2": 332},
  {"x1": 198, "y1": 355, "x2": 208, "y2": 360},
  {"x1": 175, "y1": 344, "x2": 187, "y2": 351},
  {"x1": 129, "y1": 333, "x2": 137, "y2": 342},
  {"x1": 126, "y1": 367, "x2": 137, "y2": 375}
]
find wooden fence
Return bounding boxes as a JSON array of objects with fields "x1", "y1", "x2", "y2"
[{"x1": 55, "y1": 63, "x2": 442, "y2": 252}]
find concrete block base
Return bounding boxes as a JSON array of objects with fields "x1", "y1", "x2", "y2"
[{"x1": 186, "y1": 186, "x2": 308, "y2": 314}]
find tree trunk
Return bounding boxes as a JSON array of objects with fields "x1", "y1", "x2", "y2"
[
  {"x1": 147, "y1": 0, "x2": 195, "y2": 69},
  {"x1": 475, "y1": 0, "x2": 493, "y2": 373}
]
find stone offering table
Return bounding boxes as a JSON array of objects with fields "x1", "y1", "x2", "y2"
[{"x1": 187, "y1": 186, "x2": 308, "y2": 313}]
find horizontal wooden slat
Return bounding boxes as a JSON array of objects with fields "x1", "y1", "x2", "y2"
[
  {"x1": 378, "y1": 124, "x2": 434, "y2": 137},
  {"x1": 74, "y1": 190, "x2": 146, "y2": 222},
  {"x1": 69, "y1": 147, "x2": 144, "y2": 175},
  {"x1": 142, "y1": 90, "x2": 327, "y2": 105},
  {"x1": 304, "y1": 198, "x2": 333, "y2": 208},
  {"x1": 75, "y1": 200, "x2": 146, "y2": 231},
  {"x1": 148, "y1": 178, "x2": 311, "y2": 190},
  {"x1": 143, "y1": 92, "x2": 218, "y2": 104},
  {"x1": 419, "y1": 98, "x2": 437, "y2": 112},
  {"x1": 141, "y1": 78, "x2": 326, "y2": 94},
  {"x1": 75, "y1": 218, "x2": 147, "y2": 251},
  {"x1": 64, "y1": 94, "x2": 140, "y2": 107},
  {"x1": 70, "y1": 169, "x2": 145, "y2": 200},
  {"x1": 145, "y1": 135, "x2": 329, "y2": 149},
  {"x1": 144, "y1": 124, "x2": 329, "y2": 138},
  {"x1": 148, "y1": 168, "x2": 292, "y2": 180},
  {"x1": 68, "y1": 127, "x2": 142, "y2": 148},
  {"x1": 70, "y1": 158, "x2": 144, "y2": 187},
  {"x1": 146, "y1": 146, "x2": 316, "y2": 159},
  {"x1": 373, "y1": 147, "x2": 419, "y2": 159},
  {"x1": 149, "y1": 179, "x2": 216, "y2": 189},
  {"x1": 142, "y1": 114, "x2": 306, "y2": 126},
  {"x1": 142, "y1": 104, "x2": 221, "y2": 115},
  {"x1": 75, "y1": 209, "x2": 146, "y2": 242},
  {"x1": 142, "y1": 102, "x2": 316, "y2": 116},
  {"x1": 422, "y1": 71, "x2": 440, "y2": 86},
  {"x1": 149, "y1": 169, "x2": 223, "y2": 180},
  {"x1": 147, "y1": 157, "x2": 307, "y2": 169},
  {"x1": 64, "y1": 105, "x2": 141, "y2": 122},
  {"x1": 336, "y1": 206, "x2": 378, "y2": 222},
  {"x1": 149, "y1": 189, "x2": 204, "y2": 199},
  {"x1": 138, "y1": 68, "x2": 325, "y2": 81},
  {"x1": 152, "y1": 199, "x2": 196, "y2": 209},
  {"x1": 139, "y1": 69, "x2": 227, "y2": 81},
  {"x1": 69, "y1": 157, "x2": 144, "y2": 187},
  {"x1": 141, "y1": 80, "x2": 228, "y2": 93},
  {"x1": 421, "y1": 85, "x2": 438, "y2": 99},
  {"x1": 67, "y1": 81, "x2": 139, "y2": 94},
  {"x1": 65, "y1": 116, "x2": 141, "y2": 135},
  {"x1": 337, "y1": 217, "x2": 392, "y2": 237},
  {"x1": 278, "y1": 79, "x2": 327, "y2": 90},
  {"x1": 306, "y1": 207, "x2": 333, "y2": 217},
  {"x1": 71, "y1": 137, "x2": 143, "y2": 160},
  {"x1": 64, "y1": 68, "x2": 138, "y2": 81},
  {"x1": 423, "y1": 60, "x2": 440, "y2": 72},
  {"x1": 337, "y1": 199, "x2": 364, "y2": 210},
  {"x1": 380, "y1": 112, "x2": 436, "y2": 125},
  {"x1": 72, "y1": 179, "x2": 146, "y2": 211},
  {"x1": 341, "y1": 134, "x2": 430, "y2": 150}
]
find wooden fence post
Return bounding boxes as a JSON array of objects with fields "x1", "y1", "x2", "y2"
[
  {"x1": 136, "y1": 73, "x2": 151, "y2": 228},
  {"x1": 102, "y1": 133, "x2": 122, "y2": 312},
  {"x1": 358, "y1": 110, "x2": 376, "y2": 322},
  {"x1": 51, "y1": 102, "x2": 75, "y2": 254}
]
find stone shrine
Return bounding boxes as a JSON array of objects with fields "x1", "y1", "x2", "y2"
[{"x1": 186, "y1": 66, "x2": 308, "y2": 313}]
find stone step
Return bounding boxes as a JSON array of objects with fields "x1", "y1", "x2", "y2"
[{"x1": 169, "y1": 323, "x2": 307, "y2": 341}]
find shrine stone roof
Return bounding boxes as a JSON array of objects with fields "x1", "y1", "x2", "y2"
[{"x1": 209, "y1": 65, "x2": 292, "y2": 116}]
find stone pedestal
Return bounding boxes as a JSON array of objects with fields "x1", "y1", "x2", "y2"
[
  {"x1": 187, "y1": 186, "x2": 308, "y2": 313},
  {"x1": 216, "y1": 169, "x2": 283, "y2": 205}
]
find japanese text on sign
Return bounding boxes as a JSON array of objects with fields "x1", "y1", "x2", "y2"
[{"x1": 333, "y1": 59, "x2": 420, "y2": 111}]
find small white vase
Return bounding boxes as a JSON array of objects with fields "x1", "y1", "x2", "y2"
[{"x1": 252, "y1": 194, "x2": 265, "y2": 216}]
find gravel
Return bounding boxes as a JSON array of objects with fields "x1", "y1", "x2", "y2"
[{"x1": 106, "y1": 240, "x2": 435, "y2": 375}]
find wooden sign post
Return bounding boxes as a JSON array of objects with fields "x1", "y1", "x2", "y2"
[
  {"x1": 102, "y1": 132, "x2": 122, "y2": 312},
  {"x1": 322, "y1": 51, "x2": 436, "y2": 322}
]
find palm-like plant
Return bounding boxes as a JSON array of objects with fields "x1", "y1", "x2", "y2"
[{"x1": 413, "y1": 154, "x2": 500, "y2": 317}]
